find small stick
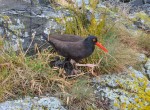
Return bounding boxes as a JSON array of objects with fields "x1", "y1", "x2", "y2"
[{"x1": 24, "y1": 31, "x2": 36, "y2": 56}]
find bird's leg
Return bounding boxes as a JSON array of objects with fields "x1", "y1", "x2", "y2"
[
  {"x1": 70, "y1": 59, "x2": 77, "y2": 69},
  {"x1": 75, "y1": 63, "x2": 98, "y2": 67},
  {"x1": 74, "y1": 58, "x2": 103, "y2": 76},
  {"x1": 63, "y1": 58, "x2": 71, "y2": 67},
  {"x1": 63, "y1": 62, "x2": 74, "y2": 75},
  {"x1": 64, "y1": 57, "x2": 71, "y2": 62},
  {"x1": 62, "y1": 58, "x2": 73, "y2": 74},
  {"x1": 75, "y1": 58, "x2": 102, "y2": 68},
  {"x1": 63, "y1": 58, "x2": 80, "y2": 75},
  {"x1": 49, "y1": 56, "x2": 60, "y2": 67}
]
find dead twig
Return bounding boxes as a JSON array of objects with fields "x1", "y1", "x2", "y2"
[{"x1": 24, "y1": 31, "x2": 36, "y2": 56}]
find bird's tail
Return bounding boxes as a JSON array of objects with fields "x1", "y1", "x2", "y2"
[
  {"x1": 42, "y1": 33, "x2": 55, "y2": 47},
  {"x1": 42, "y1": 33, "x2": 49, "y2": 41}
]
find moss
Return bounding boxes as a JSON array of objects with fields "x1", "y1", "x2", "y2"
[
  {"x1": 136, "y1": 12, "x2": 150, "y2": 25},
  {"x1": 114, "y1": 73, "x2": 150, "y2": 109}
]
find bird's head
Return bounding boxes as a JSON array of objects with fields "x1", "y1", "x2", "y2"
[{"x1": 85, "y1": 35, "x2": 108, "y2": 53}]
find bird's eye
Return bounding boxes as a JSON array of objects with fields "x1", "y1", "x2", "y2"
[{"x1": 93, "y1": 38, "x2": 96, "y2": 42}]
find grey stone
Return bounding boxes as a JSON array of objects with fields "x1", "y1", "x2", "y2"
[
  {"x1": 93, "y1": 68, "x2": 150, "y2": 109},
  {"x1": 38, "y1": 97, "x2": 66, "y2": 110},
  {"x1": 0, "y1": 27, "x2": 4, "y2": 35},
  {"x1": 75, "y1": 0, "x2": 90, "y2": 7},
  {"x1": 137, "y1": 53, "x2": 147, "y2": 62},
  {"x1": 120, "y1": 0, "x2": 132, "y2": 3},
  {"x1": 38, "y1": 0, "x2": 50, "y2": 5},
  {"x1": 146, "y1": 70, "x2": 150, "y2": 79},
  {"x1": 145, "y1": 58, "x2": 150, "y2": 70},
  {"x1": 145, "y1": 0, "x2": 150, "y2": 3},
  {"x1": 130, "y1": 0, "x2": 145, "y2": 6},
  {"x1": 22, "y1": 0, "x2": 31, "y2": 3},
  {"x1": 0, "y1": 97, "x2": 66, "y2": 110},
  {"x1": 128, "y1": 66, "x2": 145, "y2": 78},
  {"x1": 0, "y1": 0, "x2": 67, "y2": 54}
]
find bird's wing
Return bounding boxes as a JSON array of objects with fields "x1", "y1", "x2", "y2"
[
  {"x1": 48, "y1": 38, "x2": 86, "y2": 58},
  {"x1": 48, "y1": 34, "x2": 83, "y2": 42}
]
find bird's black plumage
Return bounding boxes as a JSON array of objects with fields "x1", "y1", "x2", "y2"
[
  {"x1": 43, "y1": 34, "x2": 98, "y2": 62},
  {"x1": 43, "y1": 33, "x2": 108, "y2": 74}
]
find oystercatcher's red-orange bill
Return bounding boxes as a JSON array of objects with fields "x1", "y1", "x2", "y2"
[{"x1": 96, "y1": 42, "x2": 108, "y2": 53}]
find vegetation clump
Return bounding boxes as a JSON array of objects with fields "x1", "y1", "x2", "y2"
[{"x1": 57, "y1": 0, "x2": 139, "y2": 74}]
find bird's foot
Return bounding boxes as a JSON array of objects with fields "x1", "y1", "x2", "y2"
[
  {"x1": 70, "y1": 59, "x2": 77, "y2": 69},
  {"x1": 63, "y1": 59, "x2": 82, "y2": 75},
  {"x1": 49, "y1": 56, "x2": 64, "y2": 68},
  {"x1": 75, "y1": 63, "x2": 98, "y2": 76},
  {"x1": 63, "y1": 61, "x2": 74, "y2": 75},
  {"x1": 49, "y1": 57, "x2": 81, "y2": 75}
]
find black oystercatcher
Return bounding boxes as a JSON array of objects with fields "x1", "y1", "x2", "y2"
[{"x1": 43, "y1": 34, "x2": 108, "y2": 62}]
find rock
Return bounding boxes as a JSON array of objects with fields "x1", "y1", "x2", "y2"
[
  {"x1": 0, "y1": 27, "x2": 4, "y2": 35},
  {"x1": 93, "y1": 67, "x2": 150, "y2": 110},
  {"x1": 21, "y1": 0, "x2": 51, "y2": 5},
  {"x1": 75, "y1": 0, "x2": 90, "y2": 7},
  {"x1": 127, "y1": 11, "x2": 150, "y2": 34},
  {"x1": 0, "y1": 0, "x2": 30, "y2": 12},
  {"x1": 129, "y1": 1, "x2": 150, "y2": 15},
  {"x1": 130, "y1": 0, "x2": 145, "y2": 7},
  {"x1": 55, "y1": 0, "x2": 90, "y2": 7},
  {"x1": 145, "y1": 58, "x2": 150, "y2": 70},
  {"x1": 0, "y1": 1, "x2": 66, "y2": 54},
  {"x1": 128, "y1": 66, "x2": 145, "y2": 78},
  {"x1": 22, "y1": 0, "x2": 31, "y2": 3},
  {"x1": 147, "y1": 70, "x2": 150, "y2": 77},
  {"x1": 0, "y1": 96, "x2": 66, "y2": 110},
  {"x1": 145, "y1": 58, "x2": 150, "y2": 77},
  {"x1": 120, "y1": 0, "x2": 132, "y2": 3},
  {"x1": 38, "y1": 97, "x2": 66, "y2": 110},
  {"x1": 145, "y1": 0, "x2": 150, "y2": 3},
  {"x1": 137, "y1": 53, "x2": 147, "y2": 62}
]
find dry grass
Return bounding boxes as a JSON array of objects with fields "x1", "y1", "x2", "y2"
[
  {"x1": 137, "y1": 33, "x2": 150, "y2": 56},
  {"x1": 0, "y1": 39, "x2": 100, "y2": 109},
  {"x1": 0, "y1": 49, "x2": 62, "y2": 101}
]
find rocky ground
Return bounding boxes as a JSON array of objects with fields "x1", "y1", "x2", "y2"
[
  {"x1": 0, "y1": 96, "x2": 66, "y2": 110},
  {"x1": 94, "y1": 56, "x2": 150, "y2": 109},
  {"x1": 0, "y1": 0, "x2": 150, "y2": 110}
]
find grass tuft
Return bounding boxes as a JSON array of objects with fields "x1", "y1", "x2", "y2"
[
  {"x1": 138, "y1": 33, "x2": 150, "y2": 56},
  {"x1": 58, "y1": 1, "x2": 138, "y2": 74}
]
